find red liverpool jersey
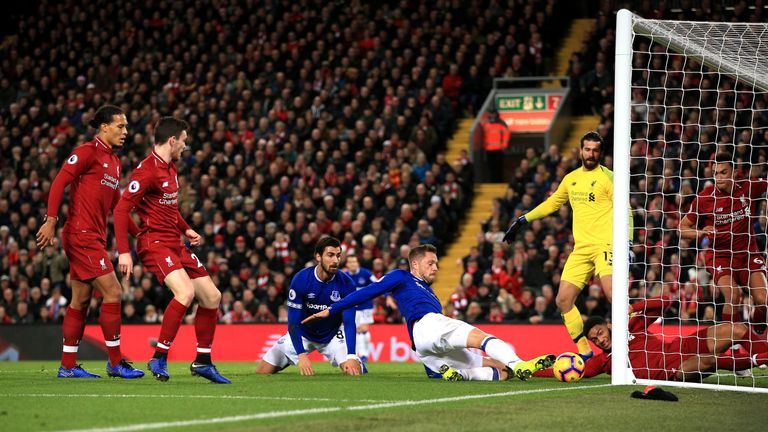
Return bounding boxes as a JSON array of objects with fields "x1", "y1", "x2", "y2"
[
  {"x1": 115, "y1": 151, "x2": 188, "y2": 253},
  {"x1": 685, "y1": 179, "x2": 768, "y2": 255},
  {"x1": 47, "y1": 137, "x2": 121, "y2": 242}
]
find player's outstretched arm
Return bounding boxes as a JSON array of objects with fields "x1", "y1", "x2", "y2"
[{"x1": 301, "y1": 309, "x2": 330, "y2": 324}]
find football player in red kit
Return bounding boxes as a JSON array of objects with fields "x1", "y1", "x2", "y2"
[
  {"x1": 680, "y1": 153, "x2": 768, "y2": 329},
  {"x1": 36, "y1": 105, "x2": 144, "y2": 379},
  {"x1": 114, "y1": 117, "x2": 229, "y2": 383}
]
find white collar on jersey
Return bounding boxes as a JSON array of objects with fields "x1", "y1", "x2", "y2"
[{"x1": 314, "y1": 265, "x2": 336, "y2": 283}]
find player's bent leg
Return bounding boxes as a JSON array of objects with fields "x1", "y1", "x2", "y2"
[
  {"x1": 599, "y1": 274, "x2": 612, "y2": 302},
  {"x1": 716, "y1": 274, "x2": 739, "y2": 322},
  {"x1": 748, "y1": 271, "x2": 768, "y2": 331},
  {"x1": 677, "y1": 356, "x2": 716, "y2": 382},
  {"x1": 188, "y1": 276, "x2": 229, "y2": 383},
  {"x1": 557, "y1": 281, "x2": 592, "y2": 359},
  {"x1": 255, "y1": 360, "x2": 285, "y2": 374},
  {"x1": 148, "y1": 269, "x2": 194, "y2": 381}
]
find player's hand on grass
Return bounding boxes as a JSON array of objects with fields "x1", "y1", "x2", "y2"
[
  {"x1": 185, "y1": 228, "x2": 202, "y2": 246},
  {"x1": 502, "y1": 216, "x2": 527, "y2": 244},
  {"x1": 297, "y1": 353, "x2": 314, "y2": 376},
  {"x1": 36, "y1": 217, "x2": 56, "y2": 249},
  {"x1": 341, "y1": 357, "x2": 362, "y2": 376},
  {"x1": 118, "y1": 253, "x2": 133, "y2": 282},
  {"x1": 301, "y1": 309, "x2": 330, "y2": 324}
]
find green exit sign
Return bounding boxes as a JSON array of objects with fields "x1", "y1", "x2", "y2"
[{"x1": 496, "y1": 95, "x2": 548, "y2": 112}]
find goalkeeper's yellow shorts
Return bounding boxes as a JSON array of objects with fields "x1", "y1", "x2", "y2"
[{"x1": 561, "y1": 244, "x2": 612, "y2": 289}]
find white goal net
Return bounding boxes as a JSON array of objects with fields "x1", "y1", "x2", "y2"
[{"x1": 613, "y1": 9, "x2": 768, "y2": 393}]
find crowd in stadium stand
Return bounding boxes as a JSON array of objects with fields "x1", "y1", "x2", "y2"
[
  {"x1": 0, "y1": 0, "x2": 574, "y2": 325},
  {"x1": 4, "y1": 0, "x2": 764, "y2": 327}
]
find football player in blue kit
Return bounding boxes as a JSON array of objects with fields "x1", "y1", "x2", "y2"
[
  {"x1": 257, "y1": 236, "x2": 363, "y2": 375},
  {"x1": 303, "y1": 244, "x2": 555, "y2": 381},
  {"x1": 344, "y1": 254, "x2": 376, "y2": 362}
]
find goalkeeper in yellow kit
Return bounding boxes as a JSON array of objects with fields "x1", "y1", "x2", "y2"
[{"x1": 503, "y1": 132, "x2": 632, "y2": 360}]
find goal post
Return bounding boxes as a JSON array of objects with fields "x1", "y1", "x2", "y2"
[{"x1": 613, "y1": 8, "x2": 768, "y2": 393}]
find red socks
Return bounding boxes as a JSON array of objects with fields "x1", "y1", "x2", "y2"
[
  {"x1": 99, "y1": 302, "x2": 122, "y2": 367},
  {"x1": 194, "y1": 307, "x2": 218, "y2": 363},
  {"x1": 61, "y1": 306, "x2": 86, "y2": 369},
  {"x1": 155, "y1": 299, "x2": 188, "y2": 354}
]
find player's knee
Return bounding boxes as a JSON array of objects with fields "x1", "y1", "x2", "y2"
[
  {"x1": 174, "y1": 290, "x2": 195, "y2": 306},
  {"x1": 555, "y1": 294, "x2": 573, "y2": 312}
]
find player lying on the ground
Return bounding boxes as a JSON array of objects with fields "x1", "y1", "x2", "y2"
[
  {"x1": 302, "y1": 244, "x2": 555, "y2": 381},
  {"x1": 256, "y1": 236, "x2": 362, "y2": 376},
  {"x1": 536, "y1": 297, "x2": 768, "y2": 381}
]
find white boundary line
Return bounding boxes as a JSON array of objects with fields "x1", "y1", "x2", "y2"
[
  {"x1": 1, "y1": 393, "x2": 387, "y2": 403},
  {"x1": 54, "y1": 384, "x2": 614, "y2": 432}
]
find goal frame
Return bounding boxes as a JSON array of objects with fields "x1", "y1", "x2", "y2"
[{"x1": 612, "y1": 8, "x2": 768, "y2": 393}]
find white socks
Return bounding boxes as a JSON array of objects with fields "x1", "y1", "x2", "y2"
[{"x1": 482, "y1": 336, "x2": 521, "y2": 369}]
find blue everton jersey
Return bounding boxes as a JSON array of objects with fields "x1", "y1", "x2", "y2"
[
  {"x1": 286, "y1": 266, "x2": 357, "y2": 355},
  {"x1": 329, "y1": 269, "x2": 442, "y2": 329},
  {"x1": 345, "y1": 267, "x2": 375, "y2": 310}
]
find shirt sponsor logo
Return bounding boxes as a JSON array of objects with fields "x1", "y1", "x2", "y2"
[
  {"x1": 159, "y1": 191, "x2": 179, "y2": 205},
  {"x1": 101, "y1": 173, "x2": 119, "y2": 190},
  {"x1": 306, "y1": 303, "x2": 329, "y2": 310}
]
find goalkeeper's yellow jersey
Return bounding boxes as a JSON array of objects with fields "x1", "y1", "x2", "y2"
[{"x1": 526, "y1": 165, "x2": 627, "y2": 246}]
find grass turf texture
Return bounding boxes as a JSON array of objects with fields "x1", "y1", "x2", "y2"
[{"x1": 1, "y1": 362, "x2": 766, "y2": 431}]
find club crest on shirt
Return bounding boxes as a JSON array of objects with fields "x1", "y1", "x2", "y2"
[
  {"x1": 330, "y1": 290, "x2": 341, "y2": 302},
  {"x1": 99, "y1": 258, "x2": 106, "y2": 270}
]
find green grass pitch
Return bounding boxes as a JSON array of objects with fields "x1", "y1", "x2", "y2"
[{"x1": 1, "y1": 361, "x2": 767, "y2": 431}]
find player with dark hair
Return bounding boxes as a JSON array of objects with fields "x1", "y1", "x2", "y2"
[
  {"x1": 37, "y1": 104, "x2": 144, "y2": 379},
  {"x1": 503, "y1": 131, "x2": 633, "y2": 361},
  {"x1": 303, "y1": 244, "x2": 555, "y2": 381},
  {"x1": 256, "y1": 236, "x2": 362, "y2": 376},
  {"x1": 114, "y1": 117, "x2": 230, "y2": 384},
  {"x1": 680, "y1": 152, "x2": 768, "y2": 329},
  {"x1": 568, "y1": 298, "x2": 768, "y2": 381}
]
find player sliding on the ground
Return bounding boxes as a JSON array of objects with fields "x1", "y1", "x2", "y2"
[
  {"x1": 302, "y1": 244, "x2": 555, "y2": 381},
  {"x1": 537, "y1": 297, "x2": 768, "y2": 381},
  {"x1": 37, "y1": 105, "x2": 143, "y2": 379},
  {"x1": 114, "y1": 117, "x2": 230, "y2": 384},
  {"x1": 256, "y1": 236, "x2": 362, "y2": 376}
]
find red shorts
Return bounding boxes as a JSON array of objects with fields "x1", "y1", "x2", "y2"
[
  {"x1": 61, "y1": 231, "x2": 114, "y2": 282},
  {"x1": 648, "y1": 328, "x2": 711, "y2": 381},
  {"x1": 137, "y1": 238, "x2": 208, "y2": 285},
  {"x1": 706, "y1": 253, "x2": 766, "y2": 286}
]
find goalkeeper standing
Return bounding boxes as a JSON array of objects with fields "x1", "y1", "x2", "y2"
[{"x1": 503, "y1": 132, "x2": 631, "y2": 360}]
